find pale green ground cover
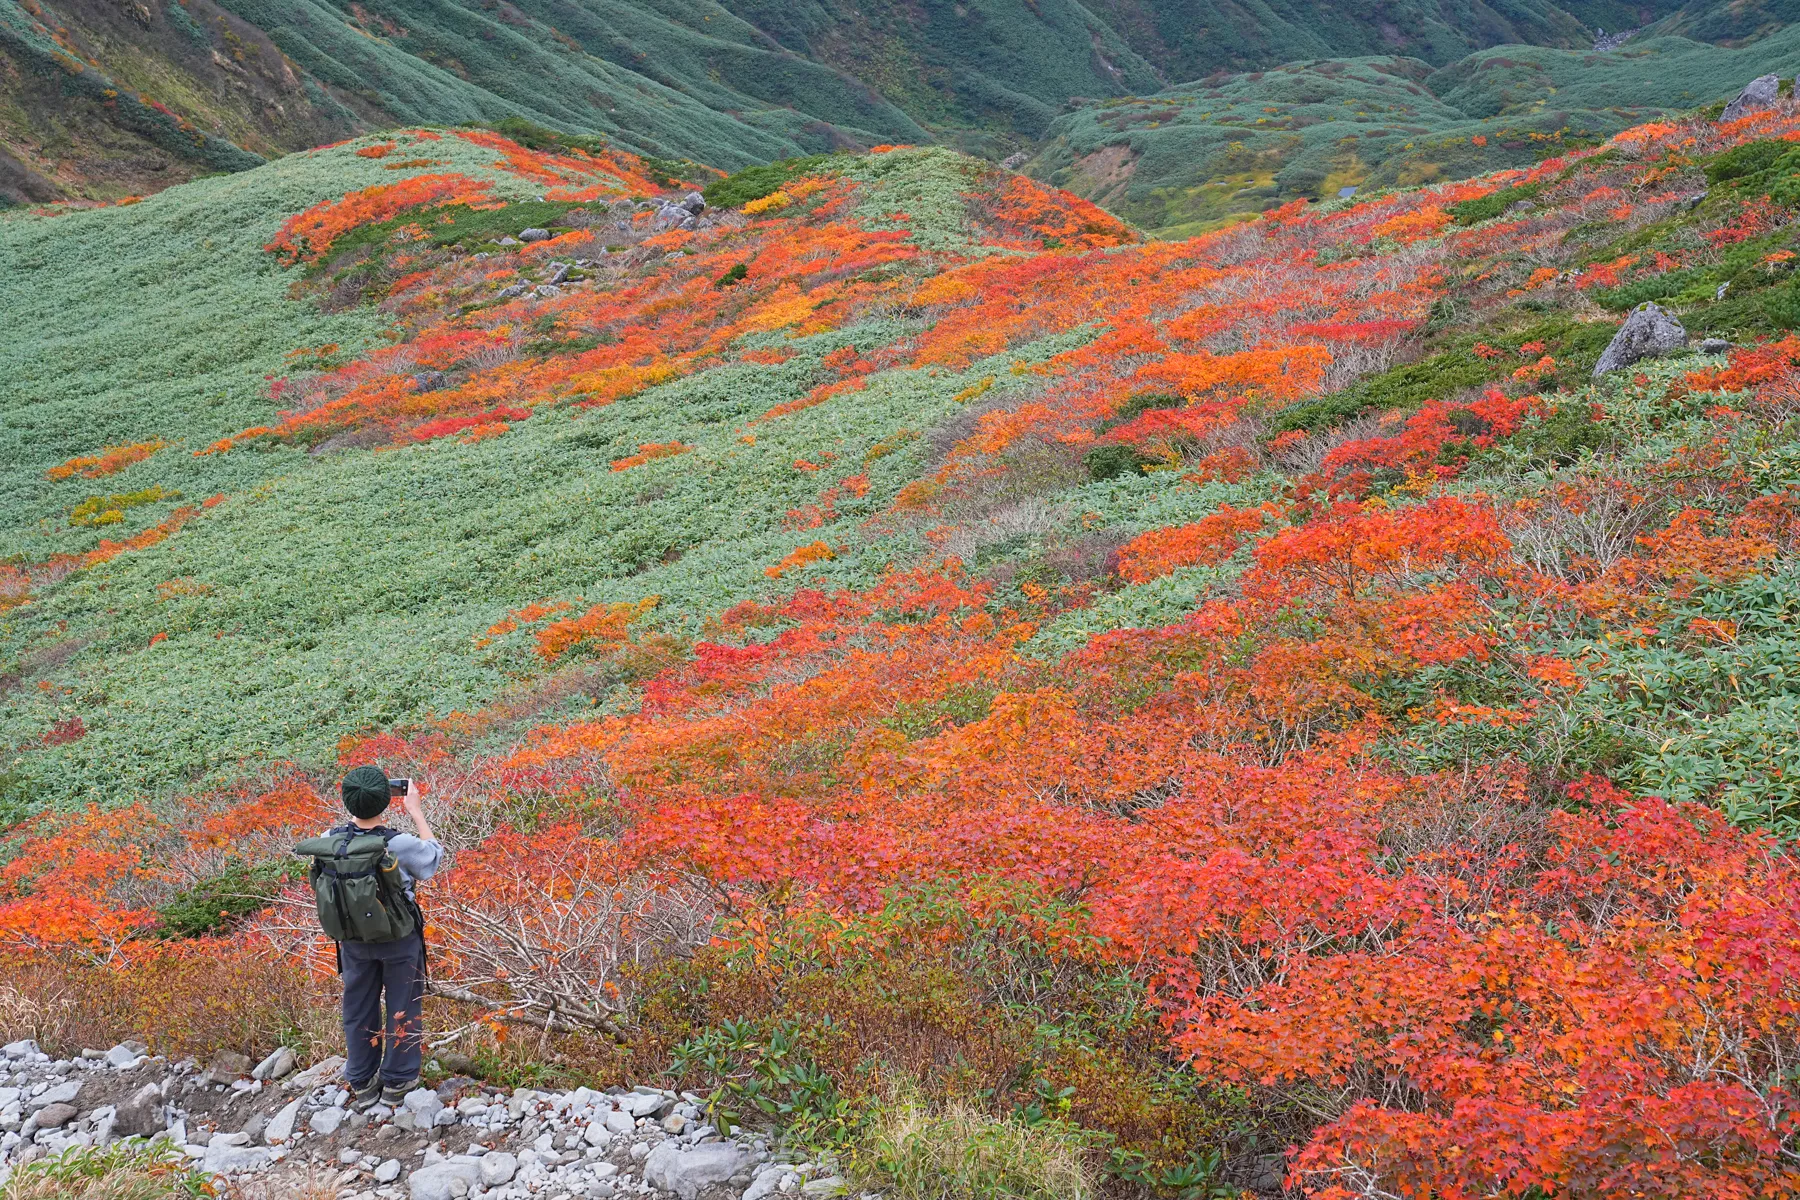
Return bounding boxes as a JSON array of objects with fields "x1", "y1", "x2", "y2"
[
  {"x1": 1, "y1": 139, "x2": 1258, "y2": 814},
  {"x1": 1033, "y1": 32, "x2": 1800, "y2": 235}
]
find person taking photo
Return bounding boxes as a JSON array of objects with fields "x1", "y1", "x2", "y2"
[{"x1": 294, "y1": 766, "x2": 443, "y2": 1110}]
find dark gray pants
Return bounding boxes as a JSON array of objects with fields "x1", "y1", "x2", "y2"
[{"x1": 340, "y1": 931, "x2": 426, "y2": 1087}]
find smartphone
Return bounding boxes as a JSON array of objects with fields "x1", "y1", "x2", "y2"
[{"x1": 388, "y1": 777, "x2": 412, "y2": 798}]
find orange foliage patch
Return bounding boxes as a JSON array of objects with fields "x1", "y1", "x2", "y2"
[{"x1": 46, "y1": 438, "x2": 169, "y2": 481}]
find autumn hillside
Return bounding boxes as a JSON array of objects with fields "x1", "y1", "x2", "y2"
[{"x1": 3, "y1": 102, "x2": 1800, "y2": 1196}]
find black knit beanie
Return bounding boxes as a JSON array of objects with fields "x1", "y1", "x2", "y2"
[{"x1": 342, "y1": 765, "x2": 391, "y2": 820}]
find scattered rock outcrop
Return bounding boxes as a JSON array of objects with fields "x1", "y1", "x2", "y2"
[
  {"x1": 1721, "y1": 74, "x2": 1782, "y2": 123},
  {"x1": 1593, "y1": 302, "x2": 1687, "y2": 377},
  {"x1": 0, "y1": 1039, "x2": 846, "y2": 1200}
]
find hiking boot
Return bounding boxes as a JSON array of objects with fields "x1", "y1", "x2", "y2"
[
  {"x1": 350, "y1": 1076, "x2": 383, "y2": 1110},
  {"x1": 379, "y1": 1077, "x2": 421, "y2": 1109}
]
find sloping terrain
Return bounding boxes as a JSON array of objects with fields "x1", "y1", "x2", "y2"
[
  {"x1": 5, "y1": 99, "x2": 1800, "y2": 1195},
  {"x1": 1034, "y1": 30, "x2": 1800, "y2": 235},
  {"x1": 3, "y1": 0, "x2": 1787, "y2": 206}
]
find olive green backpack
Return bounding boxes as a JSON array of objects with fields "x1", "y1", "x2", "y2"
[{"x1": 293, "y1": 826, "x2": 420, "y2": 943}]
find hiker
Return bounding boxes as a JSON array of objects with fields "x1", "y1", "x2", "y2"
[{"x1": 295, "y1": 766, "x2": 443, "y2": 1110}]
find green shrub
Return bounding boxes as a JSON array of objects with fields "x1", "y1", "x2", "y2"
[
  {"x1": 1082, "y1": 445, "x2": 1154, "y2": 482},
  {"x1": 1268, "y1": 350, "x2": 1492, "y2": 435},
  {"x1": 672, "y1": 1017, "x2": 857, "y2": 1148},
  {"x1": 155, "y1": 860, "x2": 295, "y2": 938},
  {"x1": 1448, "y1": 181, "x2": 1543, "y2": 226},
  {"x1": 864, "y1": 1099, "x2": 1096, "y2": 1200},
  {"x1": 4, "y1": 1139, "x2": 215, "y2": 1199},
  {"x1": 715, "y1": 263, "x2": 749, "y2": 289},
  {"x1": 1094, "y1": 392, "x2": 1179, "y2": 434},
  {"x1": 482, "y1": 117, "x2": 612, "y2": 159},
  {"x1": 1511, "y1": 402, "x2": 1608, "y2": 465},
  {"x1": 703, "y1": 156, "x2": 832, "y2": 209}
]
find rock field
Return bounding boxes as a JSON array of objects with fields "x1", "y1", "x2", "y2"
[{"x1": 0, "y1": 1038, "x2": 848, "y2": 1200}]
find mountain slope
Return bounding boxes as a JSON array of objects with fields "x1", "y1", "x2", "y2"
[
  {"x1": 1033, "y1": 29, "x2": 1800, "y2": 235},
  {"x1": 5, "y1": 105, "x2": 1800, "y2": 1198},
  {"x1": 3, "y1": 0, "x2": 1787, "y2": 205}
]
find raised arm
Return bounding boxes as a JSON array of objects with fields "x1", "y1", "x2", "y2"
[{"x1": 400, "y1": 780, "x2": 435, "y2": 844}]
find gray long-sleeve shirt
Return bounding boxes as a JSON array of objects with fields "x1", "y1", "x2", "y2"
[{"x1": 328, "y1": 825, "x2": 444, "y2": 895}]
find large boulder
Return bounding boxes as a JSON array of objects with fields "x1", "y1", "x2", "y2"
[
  {"x1": 408, "y1": 1157, "x2": 483, "y2": 1200},
  {"x1": 263, "y1": 1098, "x2": 302, "y2": 1144},
  {"x1": 201, "y1": 1049, "x2": 251, "y2": 1085},
  {"x1": 1722, "y1": 74, "x2": 1782, "y2": 123},
  {"x1": 644, "y1": 1141, "x2": 751, "y2": 1200},
  {"x1": 250, "y1": 1046, "x2": 295, "y2": 1081},
  {"x1": 34, "y1": 1102, "x2": 76, "y2": 1129},
  {"x1": 203, "y1": 1139, "x2": 272, "y2": 1174},
  {"x1": 27, "y1": 1080, "x2": 80, "y2": 1110},
  {"x1": 479, "y1": 1151, "x2": 518, "y2": 1186},
  {"x1": 1593, "y1": 302, "x2": 1687, "y2": 376},
  {"x1": 113, "y1": 1083, "x2": 166, "y2": 1138}
]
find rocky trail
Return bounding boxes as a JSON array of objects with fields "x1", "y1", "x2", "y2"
[{"x1": 0, "y1": 1039, "x2": 839, "y2": 1200}]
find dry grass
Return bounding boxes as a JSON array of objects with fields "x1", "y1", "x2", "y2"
[{"x1": 866, "y1": 1099, "x2": 1095, "y2": 1200}]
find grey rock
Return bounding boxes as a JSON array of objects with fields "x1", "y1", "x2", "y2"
[
  {"x1": 251, "y1": 1046, "x2": 296, "y2": 1082},
  {"x1": 582, "y1": 1122, "x2": 611, "y2": 1149},
  {"x1": 105, "y1": 1044, "x2": 145, "y2": 1070},
  {"x1": 480, "y1": 1151, "x2": 519, "y2": 1186},
  {"x1": 653, "y1": 203, "x2": 697, "y2": 232},
  {"x1": 643, "y1": 1141, "x2": 751, "y2": 1200},
  {"x1": 1701, "y1": 337, "x2": 1732, "y2": 353},
  {"x1": 286, "y1": 1055, "x2": 344, "y2": 1090},
  {"x1": 679, "y1": 191, "x2": 705, "y2": 216},
  {"x1": 202, "y1": 1050, "x2": 251, "y2": 1086},
  {"x1": 114, "y1": 1082, "x2": 165, "y2": 1138},
  {"x1": 534, "y1": 284, "x2": 562, "y2": 298},
  {"x1": 28, "y1": 1081, "x2": 79, "y2": 1110},
  {"x1": 1000, "y1": 152, "x2": 1028, "y2": 171},
  {"x1": 404, "y1": 1088, "x2": 444, "y2": 1124},
  {"x1": 1722, "y1": 74, "x2": 1782, "y2": 123},
  {"x1": 1593, "y1": 302, "x2": 1686, "y2": 377},
  {"x1": 617, "y1": 1091, "x2": 665, "y2": 1119},
  {"x1": 3, "y1": 1041, "x2": 40, "y2": 1061},
  {"x1": 496, "y1": 283, "x2": 529, "y2": 299},
  {"x1": 519, "y1": 228, "x2": 552, "y2": 243},
  {"x1": 1718, "y1": 281, "x2": 1731, "y2": 300},
  {"x1": 265, "y1": 1098, "x2": 302, "y2": 1144},
  {"x1": 546, "y1": 263, "x2": 571, "y2": 285},
  {"x1": 375, "y1": 1158, "x2": 403, "y2": 1183},
  {"x1": 433, "y1": 1106, "x2": 458, "y2": 1127},
  {"x1": 409, "y1": 1158, "x2": 482, "y2": 1200},
  {"x1": 34, "y1": 1102, "x2": 75, "y2": 1129},
  {"x1": 310, "y1": 1106, "x2": 346, "y2": 1136},
  {"x1": 211, "y1": 1130, "x2": 251, "y2": 1147},
  {"x1": 498, "y1": 236, "x2": 521, "y2": 246},
  {"x1": 203, "y1": 1140, "x2": 272, "y2": 1174},
  {"x1": 603, "y1": 1109, "x2": 634, "y2": 1136},
  {"x1": 802, "y1": 1176, "x2": 846, "y2": 1195},
  {"x1": 742, "y1": 1165, "x2": 785, "y2": 1200}
]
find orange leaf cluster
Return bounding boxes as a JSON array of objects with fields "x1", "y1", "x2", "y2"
[{"x1": 46, "y1": 438, "x2": 169, "y2": 481}]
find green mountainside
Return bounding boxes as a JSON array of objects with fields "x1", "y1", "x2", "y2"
[
  {"x1": 3, "y1": 0, "x2": 1787, "y2": 206},
  {"x1": 1034, "y1": 29, "x2": 1800, "y2": 236}
]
